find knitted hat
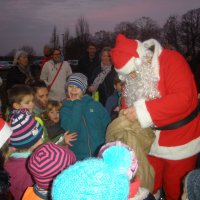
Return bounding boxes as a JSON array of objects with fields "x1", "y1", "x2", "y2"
[
  {"x1": 65, "y1": 73, "x2": 88, "y2": 93},
  {"x1": 9, "y1": 109, "x2": 43, "y2": 149},
  {"x1": 13, "y1": 50, "x2": 28, "y2": 65},
  {"x1": 98, "y1": 141, "x2": 138, "y2": 180},
  {"x1": 52, "y1": 145, "x2": 131, "y2": 200},
  {"x1": 0, "y1": 118, "x2": 12, "y2": 148},
  {"x1": 28, "y1": 142, "x2": 76, "y2": 189},
  {"x1": 185, "y1": 169, "x2": 200, "y2": 200}
]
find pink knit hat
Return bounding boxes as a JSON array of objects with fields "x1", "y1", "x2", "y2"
[{"x1": 28, "y1": 142, "x2": 76, "y2": 189}]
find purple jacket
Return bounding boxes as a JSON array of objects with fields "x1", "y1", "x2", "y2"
[{"x1": 4, "y1": 157, "x2": 34, "y2": 200}]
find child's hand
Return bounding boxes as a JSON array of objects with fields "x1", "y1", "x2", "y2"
[
  {"x1": 88, "y1": 85, "x2": 97, "y2": 93},
  {"x1": 64, "y1": 131, "x2": 78, "y2": 146}
]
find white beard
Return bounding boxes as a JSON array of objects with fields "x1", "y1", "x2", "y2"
[{"x1": 122, "y1": 53, "x2": 160, "y2": 107}]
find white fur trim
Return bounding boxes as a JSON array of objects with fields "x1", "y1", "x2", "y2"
[
  {"x1": 134, "y1": 99, "x2": 153, "y2": 128},
  {"x1": 0, "y1": 122, "x2": 12, "y2": 148},
  {"x1": 115, "y1": 57, "x2": 137, "y2": 75},
  {"x1": 150, "y1": 131, "x2": 200, "y2": 160},
  {"x1": 142, "y1": 39, "x2": 162, "y2": 78}
]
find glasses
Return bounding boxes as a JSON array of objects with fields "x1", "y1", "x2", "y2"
[{"x1": 53, "y1": 53, "x2": 61, "y2": 56}]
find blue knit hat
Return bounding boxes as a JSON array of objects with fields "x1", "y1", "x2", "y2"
[
  {"x1": 185, "y1": 169, "x2": 200, "y2": 200},
  {"x1": 9, "y1": 109, "x2": 43, "y2": 149},
  {"x1": 52, "y1": 145, "x2": 131, "y2": 200},
  {"x1": 65, "y1": 73, "x2": 88, "y2": 93}
]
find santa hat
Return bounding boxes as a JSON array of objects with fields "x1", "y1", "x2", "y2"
[
  {"x1": 52, "y1": 145, "x2": 131, "y2": 200},
  {"x1": 111, "y1": 34, "x2": 162, "y2": 78},
  {"x1": 111, "y1": 34, "x2": 145, "y2": 76},
  {"x1": 0, "y1": 118, "x2": 12, "y2": 148}
]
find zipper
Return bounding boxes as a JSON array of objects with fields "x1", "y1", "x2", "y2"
[{"x1": 82, "y1": 116, "x2": 92, "y2": 157}]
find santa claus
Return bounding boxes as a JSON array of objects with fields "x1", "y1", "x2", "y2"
[{"x1": 111, "y1": 34, "x2": 200, "y2": 200}]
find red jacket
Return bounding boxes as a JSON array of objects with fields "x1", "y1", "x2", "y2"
[{"x1": 134, "y1": 49, "x2": 200, "y2": 160}]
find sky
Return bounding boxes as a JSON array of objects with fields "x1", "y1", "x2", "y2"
[{"x1": 0, "y1": 0, "x2": 200, "y2": 56}]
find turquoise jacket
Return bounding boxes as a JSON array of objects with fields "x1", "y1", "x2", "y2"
[{"x1": 60, "y1": 95, "x2": 110, "y2": 160}]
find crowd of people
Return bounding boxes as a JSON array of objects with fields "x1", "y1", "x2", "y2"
[{"x1": 0, "y1": 34, "x2": 200, "y2": 200}]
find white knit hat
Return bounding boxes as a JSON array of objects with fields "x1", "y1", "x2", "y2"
[{"x1": 13, "y1": 50, "x2": 28, "y2": 65}]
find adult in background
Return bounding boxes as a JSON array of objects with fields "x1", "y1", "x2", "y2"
[
  {"x1": 41, "y1": 44, "x2": 53, "y2": 68},
  {"x1": 6, "y1": 50, "x2": 34, "y2": 89},
  {"x1": 31, "y1": 80, "x2": 49, "y2": 117},
  {"x1": 111, "y1": 34, "x2": 200, "y2": 200},
  {"x1": 88, "y1": 47, "x2": 117, "y2": 106},
  {"x1": 40, "y1": 48, "x2": 72, "y2": 102},
  {"x1": 79, "y1": 43, "x2": 100, "y2": 85}
]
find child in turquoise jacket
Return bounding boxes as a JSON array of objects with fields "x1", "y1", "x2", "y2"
[{"x1": 60, "y1": 73, "x2": 110, "y2": 160}]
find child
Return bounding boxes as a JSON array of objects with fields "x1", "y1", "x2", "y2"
[
  {"x1": 52, "y1": 144, "x2": 131, "y2": 200},
  {"x1": 182, "y1": 169, "x2": 200, "y2": 200},
  {"x1": 4, "y1": 109, "x2": 44, "y2": 200},
  {"x1": 60, "y1": 73, "x2": 110, "y2": 160},
  {"x1": 98, "y1": 141, "x2": 156, "y2": 200},
  {"x1": 43, "y1": 100, "x2": 77, "y2": 145},
  {"x1": 6, "y1": 84, "x2": 34, "y2": 121},
  {"x1": 22, "y1": 142, "x2": 76, "y2": 199},
  {"x1": 105, "y1": 74, "x2": 123, "y2": 119}
]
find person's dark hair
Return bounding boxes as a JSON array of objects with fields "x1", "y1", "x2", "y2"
[
  {"x1": 52, "y1": 48, "x2": 62, "y2": 55},
  {"x1": 87, "y1": 42, "x2": 97, "y2": 49},
  {"x1": 30, "y1": 80, "x2": 47, "y2": 93},
  {"x1": 113, "y1": 75, "x2": 122, "y2": 85},
  {"x1": 7, "y1": 84, "x2": 34, "y2": 107}
]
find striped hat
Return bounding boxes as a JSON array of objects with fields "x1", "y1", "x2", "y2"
[
  {"x1": 28, "y1": 142, "x2": 76, "y2": 189},
  {"x1": 9, "y1": 109, "x2": 43, "y2": 149},
  {"x1": 65, "y1": 73, "x2": 88, "y2": 93},
  {"x1": 0, "y1": 118, "x2": 12, "y2": 148}
]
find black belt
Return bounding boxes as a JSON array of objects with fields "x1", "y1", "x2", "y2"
[{"x1": 152, "y1": 106, "x2": 199, "y2": 130}]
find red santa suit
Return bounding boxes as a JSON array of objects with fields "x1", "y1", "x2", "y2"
[{"x1": 111, "y1": 34, "x2": 200, "y2": 200}]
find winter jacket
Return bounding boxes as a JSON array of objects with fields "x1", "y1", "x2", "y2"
[
  {"x1": 4, "y1": 156, "x2": 33, "y2": 200},
  {"x1": 60, "y1": 95, "x2": 110, "y2": 160},
  {"x1": 40, "y1": 60, "x2": 72, "y2": 101}
]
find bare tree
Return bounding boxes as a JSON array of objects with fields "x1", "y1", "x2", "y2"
[
  {"x1": 50, "y1": 25, "x2": 60, "y2": 49},
  {"x1": 92, "y1": 30, "x2": 115, "y2": 50},
  {"x1": 179, "y1": 8, "x2": 200, "y2": 56},
  {"x1": 75, "y1": 16, "x2": 91, "y2": 52},
  {"x1": 63, "y1": 28, "x2": 70, "y2": 58},
  {"x1": 73, "y1": 16, "x2": 91, "y2": 59},
  {"x1": 162, "y1": 15, "x2": 181, "y2": 51},
  {"x1": 20, "y1": 45, "x2": 36, "y2": 57},
  {"x1": 133, "y1": 17, "x2": 161, "y2": 41},
  {"x1": 114, "y1": 21, "x2": 138, "y2": 39}
]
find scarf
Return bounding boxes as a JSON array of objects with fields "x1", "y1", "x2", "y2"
[{"x1": 92, "y1": 63, "x2": 111, "y2": 89}]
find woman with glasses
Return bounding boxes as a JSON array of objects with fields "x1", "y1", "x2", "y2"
[{"x1": 40, "y1": 48, "x2": 72, "y2": 102}]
